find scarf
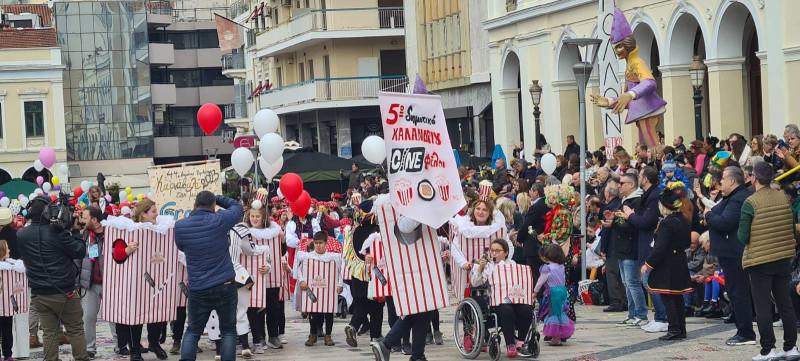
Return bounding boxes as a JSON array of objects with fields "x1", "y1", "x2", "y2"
[
  {"x1": 621, "y1": 187, "x2": 644, "y2": 203},
  {"x1": 543, "y1": 205, "x2": 561, "y2": 234}
]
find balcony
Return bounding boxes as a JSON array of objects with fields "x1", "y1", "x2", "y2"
[
  {"x1": 259, "y1": 75, "x2": 408, "y2": 115},
  {"x1": 224, "y1": 103, "x2": 250, "y2": 133},
  {"x1": 229, "y1": 0, "x2": 250, "y2": 22},
  {"x1": 149, "y1": 43, "x2": 175, "y2": 66},
  {"x1": 221, "y1": 52, "x2": 246, "y2": 79},
  {"x1": 146, "y1": 1, "x2": 173, "y2": 27},
  {"x1": 151, "y1": 83, "x2": 177, "y2": 105},
  {"x1": 255, "y1": 7, "x2": 404, "y2": 58}
]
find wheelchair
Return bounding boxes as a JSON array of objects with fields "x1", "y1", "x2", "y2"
[{"x1": 453, "y1": 285, "x2": 540, "y2": 360}]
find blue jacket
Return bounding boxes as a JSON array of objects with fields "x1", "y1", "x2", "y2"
[
  {"x1": 627, "y1": 185, "x2": 660, "y2": 262},
  {"x1": 174, "y1": 195, "x2": 243, "y2": 291},
  {"x1": 706, "y1": 185, "x2": 752, "y2": 259}
]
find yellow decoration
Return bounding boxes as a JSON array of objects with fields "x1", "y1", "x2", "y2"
[
  {"x1": 137, "y1": 194, "x2": 144, "y2": 201},
  {"x1": 51, "y1": 176, "x2": 60, "y2": 184},
  {"x1": 775, "y1": 165, "x2": 800, "y2": 182},
  {"x1": 125, "y1": 186, "x2": 132, "y2": 195},
  {"x1": 127, "y1": 194, "x2": 134, "y2": 202}
]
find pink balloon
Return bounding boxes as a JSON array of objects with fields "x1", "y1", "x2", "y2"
[
  {"x1": 36, "y1": 176, "x2": 44, "y2": 185},
  {"x1": 39, "y1": 147, "x2": 56, "y2": 168}
]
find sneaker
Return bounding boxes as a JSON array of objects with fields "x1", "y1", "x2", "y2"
[
  {"x1": 625, "y1": 318, "x2": 645, "y2": 328},
  {"x1": 305, "y1": 334, "x2": 317, "y2": 347},
  {"x1": 150, "y1": 343, "x2": 169, "y2": 360},
  {"x1": 169, "y1": 342, "x2": 180, "y2": 355},
  {"x1": 426, "y1": 332, "x2": 433, "y2": 345},
  {"x1": 506, "y1": 344, "x2": 518, "y2": 358},
  {"x1": 390, "y1": 344, "x2": 401, "y2": 353},
  {"x1": 253, "y1": 343, "x2": 264, "y2": 354},
  {"x1": 616, "y1": 317, "x2": 635, "y2": 327},
  {"x1": 324, "y1": 335, "x2": 336, "y2": 346},
  {"x1": 358, "y1": 325, "x2": 370, "y2": 336},
  {"x1": 241, "y1": 348, "x2": 253, "y2": 358},
  {"x1": 345, "y1": 325, "x2": 358, "y2": 347},
  {"x1": 371, "y1": 337, "x2": 384, "y2": 343},
  {"x1": 214, "y1": 356, "x2": 221, "y2": 361},
  {"x1": 29, "y1": 334, "x2": 43, "y2": 348},
  {"x1": 433, "y1": 331, "x2": 443, "y2": 345},
  {"x1": 752, "y1": 349, "x2": 783, "y2": 361},
  {"x1": 774, "y1": 319, "x2": 783, "y2": 328},
  {"x1": 371, "y1": 341, "x2": 390, "y2": 361},
  {"x1": 87, "y1": 351, "x2": 96, "y2": 360},
  {"x1": 267, "y1": 337, "x2": 283, "y2": 349},
  {"x1": 726, "y1": 335, "x2": 757, "y2": 346},
  {"x1": 779, "y1": 346, "x2": 800, "y2": 361},
  {"x1": 119, "y1": 347, "x2": 131, "y2": 356},
  {"x1": 401, "y1": 342, "x2": 412, "y2": 355},
  {"x1": 463, "y1": 335, "x2": 473, "y2": 352},
  {"x1": 516, "y1": 343, "x2": 532, "y2": 358},
  {"x1": 643, "y1": 321, "x2": 668, "y2": 333},
  {"x1": 279, "y1": 334, "x2": 287, "y2": 344}
]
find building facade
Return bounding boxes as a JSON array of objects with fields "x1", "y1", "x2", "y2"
[
  {"x1": 404, "y1": 0, "x2": 492, "y2": 156},
  {"x1": 0, "y1": 4, "x2": 68, "y2": 185},
  {"x1": 486, "y1": 0, "x2": 797, "y2": 158},
  {"x1": 245, "y1": 0, "x2": 406, "y2": 158}
]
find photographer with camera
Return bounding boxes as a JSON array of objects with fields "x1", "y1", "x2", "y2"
[{"x1": 16, "y1": 196, "x2": 90, "y2": 361}]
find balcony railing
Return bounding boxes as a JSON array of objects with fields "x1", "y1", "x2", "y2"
[
  {"x1": 224, "y1": 103, "x2": 248, "y2": 119},
  {"x1": 229, "y1": 0, "x2": 249, "y2": 20},
  {"x1": 222, "y1": 52, "x2": 245, "y2": 71},
  {"x1": 259, "y1": 75, "x2": 408, "y2": 110},
  {"x1": 172, "y1": 7, "x2": 231, "y2": 22},
  {"x1": 146, "y1": 0, "x2": 172, "y2": 15},
  {"x1": 258, "y1": 7, "x2": 403, "y2": 51}
]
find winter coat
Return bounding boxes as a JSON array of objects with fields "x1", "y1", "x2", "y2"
[
  {"x1": 645, "y1": 213, "x2": 693, "y2": 294},
  {"x1": 627, "y1": 185, "x2": 660, "y2": 262},
  {"x1": 611, "y1": 194, "x2": 641, "y2": 260},
  {"x1": 174, "y1": 195, "x2": 243, "y2": 291},
  {"x1": 705, "y1": 185, "x2": 752, "y2": 259},
  {"x1": 79, "y1": 229, "x2": 105, "y2": 289},
  {"x1": 686, "y1": 246, "x2": 706, "y2": 273},
  {"x1": 17, "y1": 221, "x2": 86, "y2": 295}
]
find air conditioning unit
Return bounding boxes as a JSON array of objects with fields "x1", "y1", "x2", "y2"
[{"x1": 280, "y1": 0, "x2": 290, "y2": 6}]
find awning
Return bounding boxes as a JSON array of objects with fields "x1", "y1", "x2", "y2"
[{"x1": 249, "y1": 82, "x2": 263, "y2": 98}]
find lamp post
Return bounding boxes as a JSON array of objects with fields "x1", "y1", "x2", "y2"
[
  {"x1": 689, "y1": 56, "x2": 707, "y2": 141},
  {"x1": 529, "y1": 80, "x2": 543, "y2": 152},
  {"x1": 562, "y1": 37, "x2": 602, "y2": 281}
]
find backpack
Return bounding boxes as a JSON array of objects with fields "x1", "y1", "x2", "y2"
[{"x1": 588, "y1": 281, "x2": 607, "y2": 306}]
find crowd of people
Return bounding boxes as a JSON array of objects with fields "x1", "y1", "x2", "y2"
[{"x1": 3, "y1": 126, "x2": 800, "y2": 361}]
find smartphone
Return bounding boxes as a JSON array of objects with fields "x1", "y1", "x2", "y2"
[
  {"x1": 306, "y1": 289, "x2": 318, "y2": 303},
  {"x1": 373, "y1": 266, "x2": 388, "y2": 286},
  {"x1": 693, "y1": 178, "x2": 700, "y2": 190},
  {"x1": 10, "y1": 295, "x2": 18, "y2": 313},
  {"x1": 144, "y1": 272, "x2": 156, "y2": 288},
  {"x1": 178, "y1": 282, "x2": 189, "y2": 297}
]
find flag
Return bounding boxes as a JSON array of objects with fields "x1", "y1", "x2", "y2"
[{"x1": 215, "y1": 14, "x2": 243, "y2": 52}]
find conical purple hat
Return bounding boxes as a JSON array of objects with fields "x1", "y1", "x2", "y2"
[
  {"x1": 412, "y1": 73, "x2": 428, "y2": 94},
  {"x1": 609, "y1": 6, "x2": 632, "y2": 44}
]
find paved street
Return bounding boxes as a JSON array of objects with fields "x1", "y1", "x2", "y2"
[{"x1": 30, "y1": 302, "x2": 785, "y2": 361}]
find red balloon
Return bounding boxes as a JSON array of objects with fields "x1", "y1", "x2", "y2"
[
  {"x1": 50, "y1": 194, "x2": 58, "y2": 201},
  {"x1": 74, "y1": 187, "x2": 83, "y2": 198},
  {"x1": 197, "y1": 103, "x2": 222, "y2": 136},
  {"x1": 290, "y1": 191, "x2": 311, "y2": 219},
  {"x1": 279, "y1": 173, "x2": 304, "y2": 202}
]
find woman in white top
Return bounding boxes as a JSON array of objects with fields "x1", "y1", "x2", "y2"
[
  {"x1": 0, "y1": 239, "x2": 25, "y2": 361},
  {"x1": 471, "y1": 239, "x2": 533, "y2": 358}
]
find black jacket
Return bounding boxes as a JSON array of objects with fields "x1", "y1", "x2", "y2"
[
  {"x1": 611, "y1": 196, "x2": 640, "y2": 260},
  {"x1": 706, "y1": 185, "x2": 752, "y2": 259},
  {"x1": 518, "y1": 197, "x2": 549, "y2": 257},
  {"x1": 645, "y1": 213, "x2": 693, "y2": 294},
  {"x1": 343, "y1": 170, "x2": 364, "y2": 190},
  {"x1": 599, "y1": 197, "x2": 621, "y2": 256},
  {"x1": 493, "y1": 167, "x2": 510, "y2": 194},
  {"x1": 17, "y1": 221, "x2": 86, "y2": 295},
  {"x1": 628, "y1": 185, "x2": 660, "y2": 261},
  {"x1": 564, "y1": 142, "x2": 580, "y2": 161}
]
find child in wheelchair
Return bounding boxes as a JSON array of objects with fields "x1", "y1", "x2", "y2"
[
  {"x1": 534, "y1": 244, "x2": 575, "y2": 346},
  {"x1": 471, "y1": 239, "x2": 536, "y2": 358}
]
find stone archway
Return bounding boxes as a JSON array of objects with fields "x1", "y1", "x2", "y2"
[{"x1": 499, "y1": 49, "x2": 522, "y2": 154}]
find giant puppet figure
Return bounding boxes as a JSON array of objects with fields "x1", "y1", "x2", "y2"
[{"x1": 590, "y1": 6, "x2": 666, "y2": 147}]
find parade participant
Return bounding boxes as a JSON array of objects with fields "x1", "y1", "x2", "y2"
[
  {"x1": 86, "y1": 186, "x2": 107, "y2": 214},
  {"x1": 343, "y1": 201, "x2": 384, "y2": 347},
  {"x1": 78, "y1": 206, "x2": 120, "y2": 359},
  {"x1": 534, "y1": 244, "x2": 574, "y2": 346},
  {"x1": 296, "y1": 232, "x2": 343, "y2": 347},
  {"x1": 538, "y1": 184, "x2": 577, "y2": 321},
  {"x1": 174, "y1": 192, "x2": 243, "y2": 361},
  {"x1": 642, "y1": 183, "x2": 693, "y2": 341},
  {"x1": 472, "y1": 239, "x2": 534, "y2": 357},
  {"x1": 0, "y1": 239, "x2": 26, "y2": 361},
  {"x1": 241, "y1": 206, "x2": 285, "y2": 351},
  {"x1": 590, "y1": 6, "x2": 667, "y2": 147},
  {"x1": 17, "y1": 196, "x2": 89, "y2": 361},
  {"x1": 449, "y1": 199, "x2": 513, "y2": 301}
]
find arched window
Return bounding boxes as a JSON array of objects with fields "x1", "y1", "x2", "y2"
[{"x1": 21, "y1": 167, "x2": 53, "y2": 184}]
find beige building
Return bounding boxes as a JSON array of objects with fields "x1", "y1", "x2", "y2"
[
  {"x1": 486, "y1": 0, "x2": 796, "y2": 157},
  {"x1": 0, "y1": 4, "x2": 68, "y2": 185},
  {"x1": 245, "y1": 0, "x2": 406, "y2": 157}
]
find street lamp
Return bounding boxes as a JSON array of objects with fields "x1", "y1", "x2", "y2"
[
  {"x1": 529, "y1": 80, "x2": 543, "y2": 152},
  {"x1": 689, "y1": 56, "x2": 707, "y2": 141},
  {"x1": 562, "y1": 37, "x2": 602, "y2": 281}
]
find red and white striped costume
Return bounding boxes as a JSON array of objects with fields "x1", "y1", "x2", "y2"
[
  {"x1": 238, "y1": 223, "x2": 282, "y2": 307},
  {"x1": 279, "y1": 256, "x2": 292, "y2": 302},
  {"x1": 294, "y1": 251, "x2": 342, "y2": 313},
  {"x1": 488, "y1": 263, "x2": 534, "y2": 307},
  {"x1": 359, "y1": 233, "x2": 391, "y2": 300},
  {"x1": 448, "y1": 211, "x2": 511, "y2": 302},
  {"x1": 0, "y1": 260, "x2": 28, "y2": 316},
  {"x1": 102, "y1": 217, "x2": 180, "y2": 325},
  {"x1": 376, "y1": 204, "x2": 449, "y2": 317},
  {"x1": 176, "y1": 252, "x2": 188, "y2": 307}
]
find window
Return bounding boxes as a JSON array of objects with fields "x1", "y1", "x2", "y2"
[
  {"x1": 197, "y1": 30, "x2": 219, "y2": 48},
  {"x1": 0, "y1": 103, "x2": 3, "y2": 139},
  {"x1": 308, "y1": 59, "x2": 314, "y2": 80},
  {"x1": 25, "y1": 101, "x2": 45, "y2": 138},
  {"x1": 167, "y1": 32, "x2": 198, "y2": 49},
  {"x1": 170, "y1": 69, "x2": 233, "y2": 88},
  {"x1": 275, "y1": 67, "x2": 282, "y2": 87},
  {"x1": 298, "y1": 62, "x2": 305, "y2": 82}
]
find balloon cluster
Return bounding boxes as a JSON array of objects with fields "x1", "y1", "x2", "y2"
[
  {"x1": 279, "y1": 173, "x2": 311, "y2": 218},
  {"x1": 229, "y1": 108, "x2": 285, "y2": 182}
]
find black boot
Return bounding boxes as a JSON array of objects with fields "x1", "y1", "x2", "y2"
[
  {"x1": 659, "y1": 331, "x2": 684, "y2": 341},
  {"x1": 130, "y1": 349, "x2": 143, "y2": 361},
  {"x1": 705, "y1": 301, "x2": 723, "y2": 319},
  {"x1": 696, "y1": 301, "x2": 711, "y2": 316}
]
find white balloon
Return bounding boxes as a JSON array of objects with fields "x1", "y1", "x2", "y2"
[
  {"x1": 33, "y1": 160, "x2": 44, "y2": 172},
  {"x1": 253, "y1": 109, "x2": 279, "y2": 139},
  {"x1": 277, "y1": 188, "x2": 284, "y2": 199},
  {"x1": 231, "y1": 148, "x2": 254, "y2": 177},
  {"x1": 541, "y1": 153, "x2": 557, "y2": 175},
  {"x1": 59, "y1": 164, "x2": 69, "y2": 176},
  {"x1": 259, "y1": 156, "x2": 284, "y2": 180},
  {"x1": 34, "y1": 188, "x2": 42, "y2": 195},
  {"x1": 259, "y1": 133, "x2": 284, "y2": 164},
  {"x1": 251, "y1": 200, "x2": 263, "y2": 210},
  {"x1": 361, "y1": 136, "x2": 387, "y2": 164},
  {"x1": 28, "y1": 193, "x2": 36, "y2": 201},
  {"x1": 0, "y1": 197, "x2": 8, "y2": 208},
  {"x1": 43, "y1": 182, "x2": 52, "y2": 193},
  {"x1": 119, "y1": 191, "x2": 128, "y2": 200},
  {"x1": 8, "y1": 202, "x2": 20, "y2": 216},
  {"x1": 121, "y1": 206, "x2": 131, "y2": 215},
  {"x1": 20, "y1": 197, "x2": 29, "y2": 208},
  {"x1": 80, "y1": 180, "x2": 91, "y2": 192}
]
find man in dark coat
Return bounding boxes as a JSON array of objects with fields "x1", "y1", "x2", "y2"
[
  {"x1": 599, "y1": 181, "x2": 626, "y2": 312},
  {"x1": 704, "y1": 166, "x2": 755, "y2": 346},
  {"x1": 564, "y1": 135, "x2": 580, "y2": 160},
  {"x1": 518, "y1": 183, "x2": 548, "y2": 281},
  {"x1": 492, "y1": 158, "x2": 511, "y2": 194},
  {"x1": 341, "y1": 163, "x2": 364, "y2": 191}
]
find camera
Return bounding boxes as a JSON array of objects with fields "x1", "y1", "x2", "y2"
[{"x1": 47, "y1": 192, "x2": 75, "y2": 230}]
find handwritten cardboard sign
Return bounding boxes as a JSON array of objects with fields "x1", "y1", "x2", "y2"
[{"x1": 147, "y1": 160, "x2": 222, "y2": 220}]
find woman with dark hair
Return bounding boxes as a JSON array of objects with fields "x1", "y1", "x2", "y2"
[{"x1": 534, "y1": 134, "x2": 551, "y2": 157}]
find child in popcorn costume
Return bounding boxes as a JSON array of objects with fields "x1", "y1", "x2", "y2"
[{"x1": 295, "y1": 232, "x2": 343, "y2": 347}]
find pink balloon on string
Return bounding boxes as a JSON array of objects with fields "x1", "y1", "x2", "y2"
[
  {"x1": 39, "y1": 147, "x2": 56, "y2": 168},
  {"x1": 36, "y1": 176, "x2": 44, "y2": 185}
]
